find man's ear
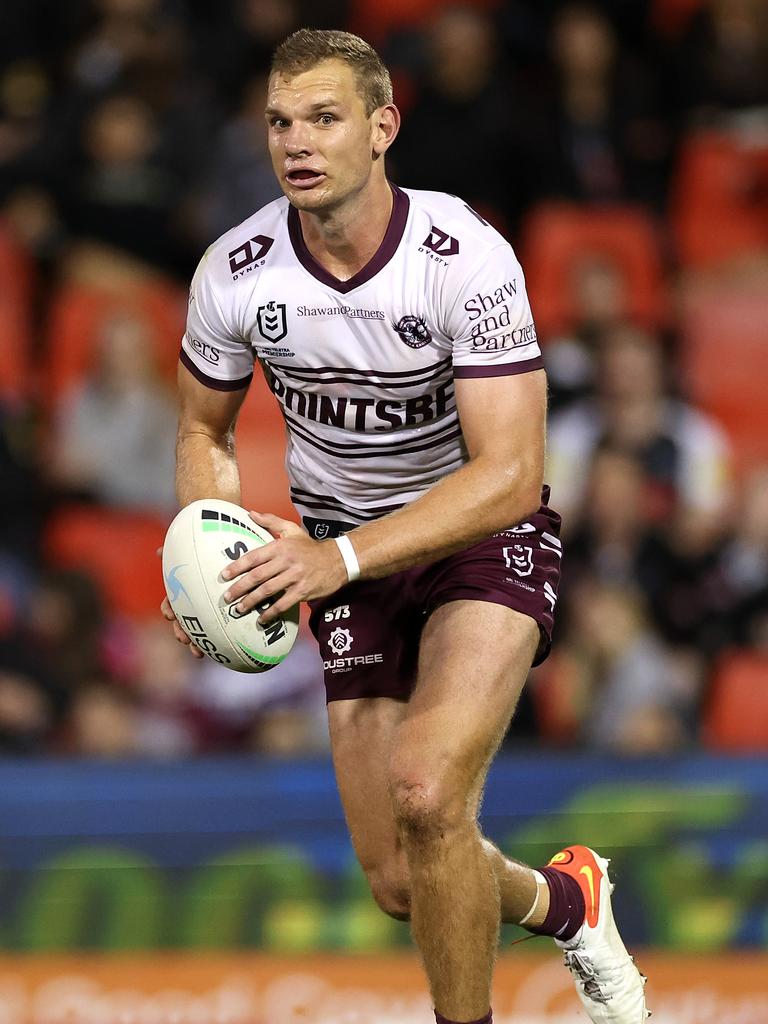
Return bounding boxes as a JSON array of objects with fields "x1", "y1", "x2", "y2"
[{"x1": 372, "y1": 104, "x2": 401, "y2": 157}]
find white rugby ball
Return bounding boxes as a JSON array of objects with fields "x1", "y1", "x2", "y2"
[{"x1": 162, "y1": 498, "x2": 299, "y2": 673}]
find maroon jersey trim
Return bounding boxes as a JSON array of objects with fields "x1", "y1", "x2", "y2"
[
  {"x1": 287, "y1": 184, "x2": 410, "y2": 294},
  {"x1": 179, "y1": 349, "x2": 253, "y2": 391},
  {"x1": 453, "y1": 355, "x2": 544, "y2": 379}
]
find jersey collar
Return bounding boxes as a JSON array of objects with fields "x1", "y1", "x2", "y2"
[{"x1": 287, "y1": 183, "x2": 410, "y2": 294}]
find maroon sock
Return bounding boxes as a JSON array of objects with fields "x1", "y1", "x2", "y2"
[
  {"x1": 525, "y1": 866, "x2": 585, "y2": 942},
  {"x1": 435, "y1": 1011, "x2": 492, "y2": 1024}
]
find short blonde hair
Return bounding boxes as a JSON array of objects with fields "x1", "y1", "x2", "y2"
[{"x1": 271, "y1": 29, "x2": 393, "y2": 116}]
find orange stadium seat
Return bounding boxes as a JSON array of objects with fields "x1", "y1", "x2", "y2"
[
  {"x1": 0, "y1": 224, "x2": 34, "y2": 400},
  {"x1": 44, "y1": 278, "x2": 186, "y2": 409},
  {"x1": 44, "y1": 505, "x2": 168, "y2": 620},
  {"x1": 521, "y1": 203, "x2": 666, "y2": 340},
  {"x1": 680, "y1": 282, "x2": 768, "y2": 473},
  {"x1": 672, "y1": 132, "x2": 768, "y2": 269},
  {"x1": 703, "y1": 652, "x2": 768, "y2": 752}
]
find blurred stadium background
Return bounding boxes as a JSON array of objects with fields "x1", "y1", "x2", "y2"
[{"x1": 0, "y1": 0, "x2": 767, "y2": 1021}]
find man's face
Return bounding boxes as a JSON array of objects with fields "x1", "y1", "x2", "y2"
[{"x1": 266, "y1": 59, "x2": 379, "y2": 213}]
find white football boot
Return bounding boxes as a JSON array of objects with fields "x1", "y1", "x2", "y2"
[{"x1": 547, "y1": 845, "x2": 651, "y2": 1023}]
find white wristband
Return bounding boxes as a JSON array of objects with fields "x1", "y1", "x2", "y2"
[{"x1": 334, "y1": 534, "x2": 361, "y2": 583}]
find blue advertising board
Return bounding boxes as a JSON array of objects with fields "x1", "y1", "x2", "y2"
[{"x1": 0, "y1": 755, "x2": 765, "y2": 952}]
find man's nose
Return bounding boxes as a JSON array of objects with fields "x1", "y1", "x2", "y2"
[{"x1": 284, "y1": 122, "x2": 312, "y2": 156}]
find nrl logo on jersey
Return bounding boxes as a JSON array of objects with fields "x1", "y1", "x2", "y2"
[
  {"x1": 256, "y1": 301, "x2": 288, "y2": 342},
  {"x1": 393, "y1": 315, "x2": 432, "y2": 349}
]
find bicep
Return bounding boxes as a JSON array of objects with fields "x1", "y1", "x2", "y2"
[
  {"x1": 455, "y1": 368, "x2": 547, "y2": 469},
  {"x1": 177, "y1": 361, "x2": 249, "y2": 442}
]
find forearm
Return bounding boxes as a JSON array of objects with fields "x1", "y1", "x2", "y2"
[
  {"x1": 175, "y1": 428, "x2": 242, "y2": 507},
  {"x1": 349, "y1": 454, "x2": 542, "y2": 579}
]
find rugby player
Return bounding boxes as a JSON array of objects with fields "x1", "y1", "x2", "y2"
[{"x1": 163, "y1": 28, "x2": 649, "y2": 1024}]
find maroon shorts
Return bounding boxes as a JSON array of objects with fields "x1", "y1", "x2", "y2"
[{"x1": 306, "y1": 498, "x2": 562, "y2": 703}]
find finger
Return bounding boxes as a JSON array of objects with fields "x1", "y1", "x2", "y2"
[
  {"x1": 172, "y1": 621, "x2": 204, "y2": 658},
  {"x1": 156, "y1": 546, "x2": 163, "y2": 558},
  {"x1": 249, "y1": 511, "x2": 304, "y2": 538},
  {"x1": 259, "y1": 587, "x2": 300, "y2": 624},
  {"x1": 172, "y1": 620, "x2": 191, "y2": 644},
  {"x1": 222, "y1": 558, "x2": 283, "y2": 603},
  {"x1": 221, "y1": 543, "x2": 274, "y2": 583},
  {"x1": 233, "y1": 570, "x2": 295, "y2": 617},
  {"x1": 160, "y1": 597, "x2": 175, "y2": 620}
]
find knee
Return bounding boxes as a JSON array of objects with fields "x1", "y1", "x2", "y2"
[
  {"x1": 366, "y1": 865, "x2": 411, "y2": 921},
  {"x1": 389, "y1": 775, "x2": 465, "y2": 845}
]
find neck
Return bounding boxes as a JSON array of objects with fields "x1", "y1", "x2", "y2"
[{"x1": 297, "y1": 175, "x2": 394, "y2": 281}]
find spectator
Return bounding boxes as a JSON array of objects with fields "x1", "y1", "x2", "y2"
[
  {"x1": 69, "y1": 0, "x2": 186, "y2": 104},
  {"x1": 196, "y1": 0, "x2": 300, "y2": 108},
  {"x1": 195, "y1": 73, "x2": 281, "y2": 244},
  {"x1": 0, "y1": 664, "x2": 55, "y2": 754},
  {"x1": 559, "y1": 444, "x2": 662, "y2": 592},
  {"x1": 546, "y1": 324, "x2": 731, "y2": 536},
  {"x1": 189, "y1": 625, "x2": 328, "y2": 754},
  {"x1": 711, "y1": 466, "x2": 768, "y2": 650},
  {"x1": 537, "y1": 4, "x2": 671, "y2": 207},
  {"x1": 544, "y1": 253, "x2": 632, "y2": 410},
  {"x1": 129, "y1": 620, "x2": 199, "y2": 757},
  {"x1": 0, "y1": 59, "x2": 53, "y2": 203},
  {"x1": 393, "y1": 6, "x2": 532, "y2": 232},
  {"x1": 546, "y1": 578, "x2": 704, "y2": 753},
  {"x1": 49, "y1": 310, "x2": 177, "y2": 514},
  {"x1": 675, "y1": 0, "x2": 768, "y2": 122},
  {"x1": 55, "y1": 93, "x2": 182, "y2": 270},
  {"x1": 68, "y1": 682, "x2": 140, "y2": 757}
]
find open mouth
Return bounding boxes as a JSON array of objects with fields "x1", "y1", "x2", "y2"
[{"x1": 285, "y1": 169, "x2": 325, "y2": 188}]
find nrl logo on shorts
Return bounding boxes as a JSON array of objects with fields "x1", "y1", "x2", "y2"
[
  {"x1": 503, "y1": 545, "x2": 534, "y2": 577},
  {"x1": 328, "y1": 627, "x2": 353, "y2": 655},
  {"x1": 257, "y1": 301, "x2": 288, "y2": 343},
  {"x1": 394, "y1": 315, "x2": 432, "y2": 349}
]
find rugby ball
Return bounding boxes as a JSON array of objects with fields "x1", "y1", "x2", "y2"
[{"x1": 162, "y1": 498, "x2": 299, "y2": 673}]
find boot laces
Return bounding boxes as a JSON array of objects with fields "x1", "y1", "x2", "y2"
[{"x1": 563, "y1": 949, "x2": 611, "y2": 1005}]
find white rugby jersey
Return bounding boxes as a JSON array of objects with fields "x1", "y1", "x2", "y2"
[{"x1": 180, "y1": 186, "x2": 544, "y2": 529}]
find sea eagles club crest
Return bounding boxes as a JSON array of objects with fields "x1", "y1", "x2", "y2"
[
  {"x1": 394, "y1": 315, "x2": 432, "y2": 349},
  {"x1": 257, "y1": 301, "x2": 288, "y2": 342}
]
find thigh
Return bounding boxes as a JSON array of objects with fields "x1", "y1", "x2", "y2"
[
  {"x1": 392, "y1": 601, "x2": 539, "y2": 813},
  {"x1": 328, "y1": 696, "x2": 408, "y2": 874}
]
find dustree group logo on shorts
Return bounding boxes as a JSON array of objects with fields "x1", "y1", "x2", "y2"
[
  {"x1": 323, "y1": 626, "x2": 385, "y2": 674},
  {"x1": 328, "y1": 627, "x2": 354, "y2": 655}
]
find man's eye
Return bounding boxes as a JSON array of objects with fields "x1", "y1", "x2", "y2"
[
  {"x1": 318, "y1": 114, "x2": 335, "y2": 125},
  {"x1": 271, "y1": 118, "x2": 288, "y2": 129}
]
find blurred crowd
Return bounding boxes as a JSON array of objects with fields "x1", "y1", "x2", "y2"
[{"x1": 0, "y1": 0, "x2": 767, "y2": 758}]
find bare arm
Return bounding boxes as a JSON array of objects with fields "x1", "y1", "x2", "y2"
[
  {"x1": 161, "y1": 363, "x2": 250, "y2": 654},
  {"x1": 175, "y1": 363, "x2": 249, "y2": 507},
  {"x1": 343, "y1": 368, "x2": 546, "y2": 577}
]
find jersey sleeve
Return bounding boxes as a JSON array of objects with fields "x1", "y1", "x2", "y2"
[
  {"x1": 179, "y1": 250, "x2": 255, "y2": 391},
  {"x1": 446, "y1": 243, "x2": 543, "y2": 378}
]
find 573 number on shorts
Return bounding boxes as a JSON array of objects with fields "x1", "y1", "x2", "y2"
[{"x1": 324, "y1": 604, "x2": 351, "y2": 622}]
